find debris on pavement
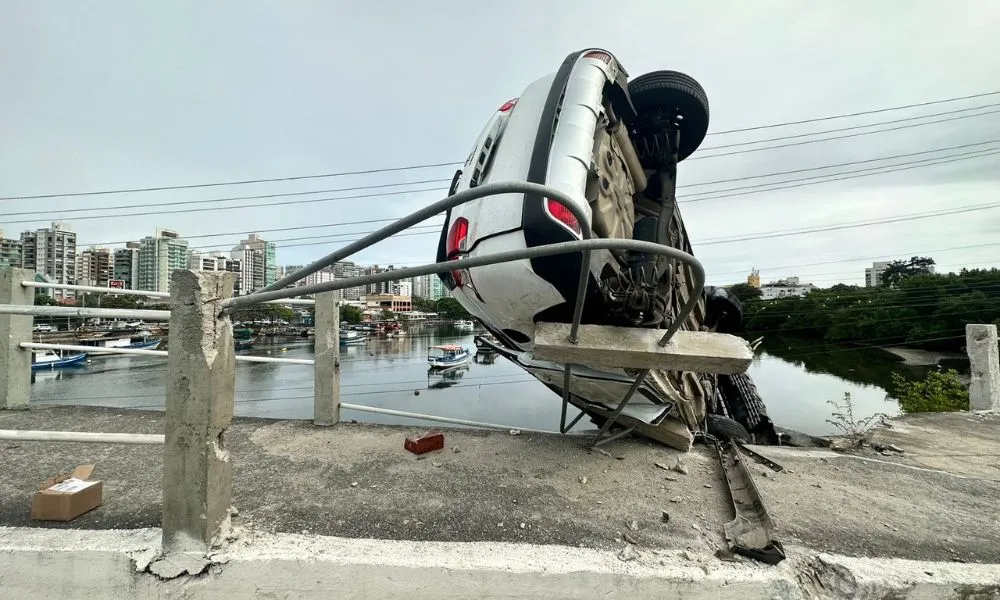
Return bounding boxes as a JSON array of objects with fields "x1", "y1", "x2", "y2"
[{"x1": 404, "y1": 430, "x2": 445, "y2": 455}]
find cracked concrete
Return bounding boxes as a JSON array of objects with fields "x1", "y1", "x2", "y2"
[{"x1": 1, "y1": 406, "x2": 1000, "y2": 597}]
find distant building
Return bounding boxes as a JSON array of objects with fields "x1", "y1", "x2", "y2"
[
  {"x1": 113, "y1": 242, "x2": 141, "y2": 289},
  {"x1": 231, "y1": 234, "x2": 276, "y2": 292},
  {"x1": 393, "y1": 280, "x2": 412, "y2": 297},
  {"x1": 188, "y1": 251, "x2": 243, "y2": 295},
  {"x1": 865, "y1": 261, "x2": 891, "y2": 287},
  {"x1": 138, "y1": 228, "x2": 188, "y2": 293},
  {"x1": 759, "y1": 276, "x2": 815, "y2": 300},
  {"x1": 747, "y1": 268, "x2": 760, "y2": 289},
  {"x1": 20, "y1": 222, "x2": 77, "y2": 300},
  {"x1": 77, "y1": 247, "x2": 113, "y2": 288},
  {"x1": 0, "y1": 230, "x2": 23, "y2": 269},
  {"x1": 292, "y1": 265, "x2": 335, "y2": 289},
  {"x1": 866, "y1": 259, "x2": 935, "y2": 287},
  {"x1": 364, "y1": 294, "x2": 412, "y2": 313},
  {"x1": 333, "y1": 261, "x2": 365, "y2": 301}
]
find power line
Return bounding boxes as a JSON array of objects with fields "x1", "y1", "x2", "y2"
[
  {"x1": 0, "y1": 178, "x2": 453, "y2": 219},
  {"x1": 697, "y1": 200, "x2": 1000, "y2": 246},
  {"x1": 4, "y1": 185, "x2": 450, "y2": 227},
  {"x1": 709, "y1": 241, "x2": 1000, "y2": 278},
  {"x1": 6, "y1": 89, "x2": 1000, "y2": 203},
  {"x1": 8, "y1": 139, "x2": 994, "y2": 224},
  {"x1": 680, "y1": 147, "x2": 1000, "y2": 200},
  {"x1": 700, "y1": 102, "x2": 1000, "y2": 150},
  {"x1": 0, "y1": 161, "x2": 462, "y2": 202},
  {"x1": 681, "y1": 149, "x2": 1000, "y2": 204},
  {"x1": 73, "y1": 146, "x2": 1000, "y2": 248},
  {"x1": 228, "y1": 198, "x2": 1000, "y2": 255},
  {"x1": 37, "y1": 144, "x2": 992, "y2": 233},
  {"x1": 707, "y1": 89, "x2": 1000, "y2": 135},
  {"x1": 689, "y1": 108, "x2": 1000, "y2": 160},
  {"x1": 682, "y1": 140, "x2": 1000, "y2": 187}
]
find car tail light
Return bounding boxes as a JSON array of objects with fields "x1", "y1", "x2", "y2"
[
  {"x1": 446, "y1": 217, "x2": 470, "y2": 285},
  {"x1": 545, "y1": 199, "x2": 581, "y2": 236},
  {"x1": 498, "y1": 98, "x2": 518, "y2": 112},
  {"x1": 583, "y1": 51, "x2": 612, "y2": 64}
]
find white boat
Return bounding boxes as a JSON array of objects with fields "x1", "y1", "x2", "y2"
[
  {"x1": 340, "y1": 330, "x2": 368, "y2": 346},
  {"x1": 427, "y1": 344, "x2": 472, "y2": 369},
  {"x1": 453, "y1": 319, "x2": 475, "y2": 332}
]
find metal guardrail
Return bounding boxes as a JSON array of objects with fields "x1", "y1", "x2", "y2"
[
  {"x1": 0, "y1": 179, "x2": 705, "y2": 555},
  {"x1": 20, "y1": 280, "x2": 316, "y2": 305}
]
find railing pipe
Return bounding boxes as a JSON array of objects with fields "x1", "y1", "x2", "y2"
[
  {"x1": 0, "y1": 430, "x2": 164, "y2": 444},
  {"x1": 21, "y1": 342, "x2": 315, "y2": 365},
  {"x1": 251, "y1": 181, "x2": 596, "y2": 299},
  {"x1": 226, "y1": 237, "x2": 705, "y2": 337},
  {"x1": 0, "y1": 306, "x2": 171, "y2": 320},
  {"x1": 340, "y1": 402, "x2": 561, "y2": 435},
  {"x1": 20, "y1": 279, "x2": 316, "y2": 306},
  {"x1": 20, "y1": 281, "x2": 171, "y2": 298}
]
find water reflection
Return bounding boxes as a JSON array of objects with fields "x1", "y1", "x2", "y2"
[
  {"x1": 27, "y1": 325, "x2": 970, "y2": 437},
  {"x1": 756, "y1": 337, "x2": 934, "y2": 392},
  {"x1": 427, "y1": 366, "x2": 469, "y2": 389}
]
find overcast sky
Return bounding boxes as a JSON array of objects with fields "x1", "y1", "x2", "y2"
[{"x1": 3, "y1": 1, "x2": 1000, "y2": 286}]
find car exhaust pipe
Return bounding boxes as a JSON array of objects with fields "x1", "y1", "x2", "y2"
[{"x1": 605, "y1": 103, "x2": 648, "y2": 194}]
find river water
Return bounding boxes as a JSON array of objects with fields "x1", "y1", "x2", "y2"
[{"x1": 28, "y1": 325, "x2": 957, "y2": 437}]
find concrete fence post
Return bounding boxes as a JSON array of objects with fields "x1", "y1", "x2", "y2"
[
  {"x1": 1, "y1": 268, "x2": 33, "y2": 410},
  {"x1": 162, "y1": 270, "x2": 237, "y2": 554},
  {"x1": 966, "y1": 324, "x2": 1000, "y2": 412},
  {"x1": 313, "y1": 292, "x2": 341, "y2": 426}
]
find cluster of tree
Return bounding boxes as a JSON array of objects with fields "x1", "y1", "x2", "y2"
[
  {"x1": 728, "y1": 257, "x2": 1000, "y2": 351},
  {"x1": 410, "y1": 296, "x2": 470, "y2": 319}
]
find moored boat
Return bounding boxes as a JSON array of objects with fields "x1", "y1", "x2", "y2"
[
  {"x1": 31, "y1": 350, "x2": 88, "y2": 371},
  {"x1": 427, "y1": 344, "x2": 472, "y2": 369}
]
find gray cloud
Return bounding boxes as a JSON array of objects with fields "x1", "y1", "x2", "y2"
[{"x1": 2, "y1": 0, "x2": 999, "y2": 286}]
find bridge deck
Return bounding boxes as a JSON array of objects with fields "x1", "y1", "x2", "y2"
[{"x1": 1, "y1": 405, "x2": 998, "y2": 565}]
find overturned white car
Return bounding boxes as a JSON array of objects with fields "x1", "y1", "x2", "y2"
[{"x1": 436, "y1": 48, "x2": 776, "y2": 448}]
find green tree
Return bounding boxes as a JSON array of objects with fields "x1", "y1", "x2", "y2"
[
  {"x1": 727, "y1": 283, "x2": 762, "y2": 304},
  {"x1": 34, "y1": 293, "x2": 58, "y2": 306},
  {"x1": 341, "y1": 305, "x2": 363, "y2": 324},
  {"x1": 411, "y1": 296, "x2": 437, "y2": 313},
  {"x1": 889, "y1": 369, "x2": 969, "y2": 414},
  {"x1": 434, "y1": 297, "x2": 470, "y2": 319},
  {"x1": 881, "y1": 256, "x2": 936, "y2": 288},
  {"x1": 379, "y1": 309, "x2": 395, "y2": 321},
  {"x1": 742, "y1": 266, "x2": 1000, "y2": 352}
]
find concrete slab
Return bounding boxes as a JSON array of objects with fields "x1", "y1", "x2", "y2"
[{"x1": 533, "y1": 323, "x2": 753, "y2": 373}]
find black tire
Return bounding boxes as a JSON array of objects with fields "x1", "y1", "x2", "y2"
[
  {"x1": 706, "y1": 414, "x2": 752, "y2": 443},
  {"x1": 627, "y1": 70, "x2": 710, "y2": 163}
]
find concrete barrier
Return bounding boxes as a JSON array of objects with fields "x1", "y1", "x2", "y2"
[{"x1": 2, "y1": 527, "x2": 999, "y2": 599}]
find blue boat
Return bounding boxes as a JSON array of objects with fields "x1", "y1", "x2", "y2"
[
  {"x1": 427, "y1": 344, "x2": 472, "y2": 369},
  {"x1": 31, "y1": 350, "x2": 88, "y2": 371},
  {"x1": 125, "y1": 339, "x2": 161, "y2": 350}
]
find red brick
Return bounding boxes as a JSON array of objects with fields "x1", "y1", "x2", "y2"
[{"x1": 404, "y1": 430, "x2": 444, "y2": 455}]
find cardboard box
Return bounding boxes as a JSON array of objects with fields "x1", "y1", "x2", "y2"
[{"x1": 31, "y1": 464, "x2": 103, "y2": 522}]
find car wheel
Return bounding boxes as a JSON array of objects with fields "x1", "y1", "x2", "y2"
[
  {"x1": 705, "y1": 414, "x2": 752, "y2": 443},
  {"x1": 627, "y1": 70, "x2": 710, "y2": 164}
]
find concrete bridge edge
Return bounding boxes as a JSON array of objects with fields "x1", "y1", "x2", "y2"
[{"x1": 1, "y1": 527, "x2": 998, "y2": 599}]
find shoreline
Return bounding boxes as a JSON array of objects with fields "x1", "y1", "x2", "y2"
[{"x1": 880, "y1": 346, "x2": 966, "y2": 366}]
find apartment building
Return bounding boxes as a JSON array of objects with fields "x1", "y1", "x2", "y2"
[
  {"x1": 19, "y1": 222, "x2": 77, "y2": 300},
  {"x1": 138, "y1": 228, "x2": 189, "y2": 293}
]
